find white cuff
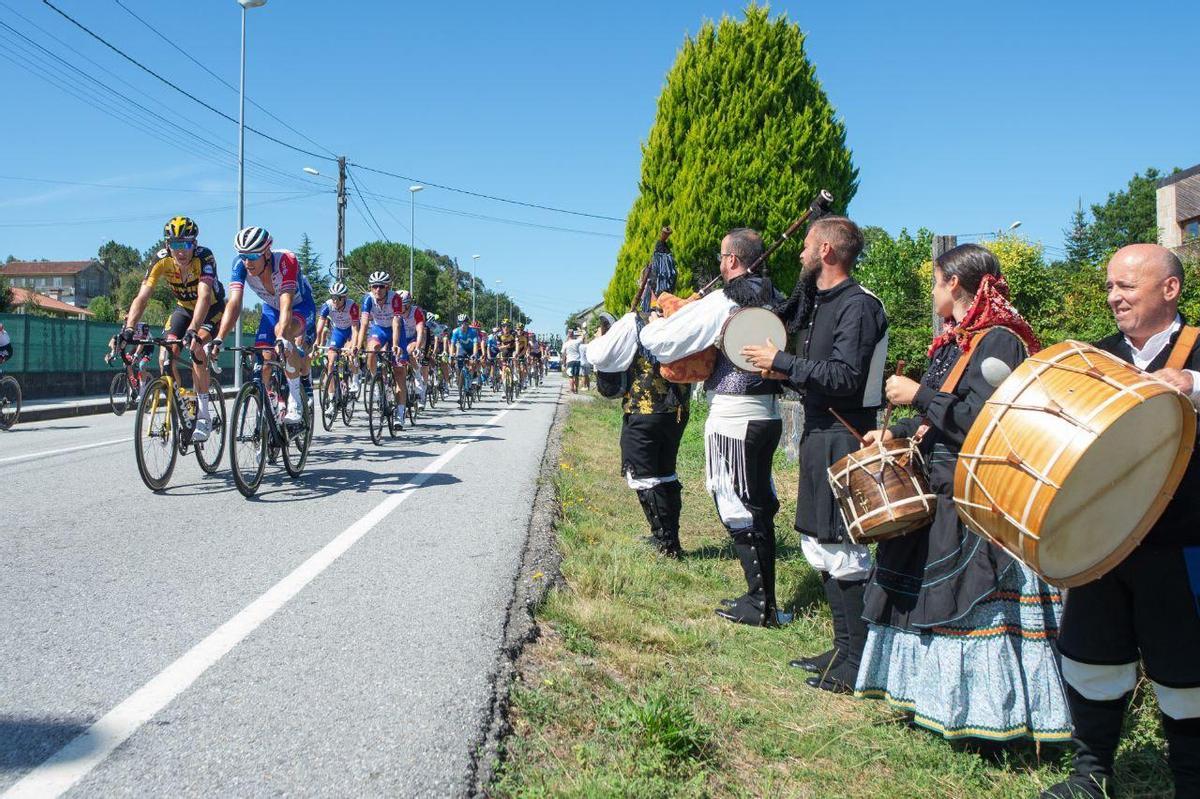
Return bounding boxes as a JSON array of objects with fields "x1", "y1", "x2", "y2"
[{"x1": 1185, "y1": 369, "x2": 1200, "y2": 407}]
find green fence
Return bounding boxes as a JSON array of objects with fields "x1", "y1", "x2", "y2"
[{"x1": 0, "y1": 313, "x2": 238, "y2": 373}]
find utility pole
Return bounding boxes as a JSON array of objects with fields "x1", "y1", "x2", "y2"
[
  {"x1": 931, "y1": 235, "x2": 957, "y2": 336},
  {"x1": 336, "y1": 156, "x2": 347, "y2": 281}
]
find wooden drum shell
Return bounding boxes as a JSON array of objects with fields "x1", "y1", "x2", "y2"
[
  {"x1": 828, "y1": 438, "x2": 937, "y2": 545},
  {"x1": 953, "y1": 340, "x2": 1197, "y2": 587}
]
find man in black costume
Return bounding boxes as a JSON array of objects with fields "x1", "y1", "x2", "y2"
[
  {"x1": 1044, "y1": 243, "x2": 1200, "y2": 799},
  {"x1": 743, "y1": 216, "x2": 888, "y2": 693},
  {"x1": 588, "y1": 232, "x2": 691, "y2": 557},
  {"x1": 641, "y1": 228, "x2": 785, "y2": 626}
]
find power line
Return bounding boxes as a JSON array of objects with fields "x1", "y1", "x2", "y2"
[
  {"x1": 349, "y1": 163, "x2": 626, "y2": 223},
  {"x1": 0, "y1": 174, "x2": 314, "y2": 195},
  {"x1": 41, "y1": 0, "x2": 336, "y2": 163},
  {"x1": 109, "y1": 0, "x2": 338, "y2": 161},
  {"x1": 357, "y1": 189, "x2": 622, "y2": 239},
  {"x1": 0, "y1": 190, "x2": 325, "y2": 228},
  {"x1": 38, "y1": 0, "x2": 627, "y2": 225},
  {"x1": 0, "y1": 12, "x2": 323, "y2": 194}
]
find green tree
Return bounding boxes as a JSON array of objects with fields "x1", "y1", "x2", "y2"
[
  {"x1": 87, "y1": 295, "x2": 118, "y2": 322},
  {"x1": 1079, "y1": 168, "x2": 1164, "y2": 262},
  {"x1": 603, "y1": 4, "x2": 858, "y2": 311},
  {"x1": 1062, "y1": 200, "x2": 1091, "y2": 265},
  {"x1": 0, "y1": 273, "x2": 12, "y2": 312},
  {"x1": 96, "y1": 240, "x2": 142, "y2": 282},
  {"x1": 295, "y1": 233, "x2": 327, "y2": 292},
  {"x1": 855, "y1": 227, "x2": 933, "y2": 374},
  {"x1": 114, "y1": 269, "x2": 172, "y2": 319}
]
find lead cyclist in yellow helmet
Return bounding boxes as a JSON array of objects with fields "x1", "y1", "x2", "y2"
[{"x1": 121, "y1": 216, "x2": 226, "y2": 442}]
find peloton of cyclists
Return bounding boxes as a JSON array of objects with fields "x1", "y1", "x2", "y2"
[
  {"x1": 357, "y1": 271, "x2": 410, "y2": 428},
  {"x1": 213, "y1": 225, "x2": 316, "y2": 425},
  {"x1": 315, "y1": 281, "x2": 362, "y2": 395},
  {"x1": 121, "y1": 216, "x2": 226, "y2": 441}
]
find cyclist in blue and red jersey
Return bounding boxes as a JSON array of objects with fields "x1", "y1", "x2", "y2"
[
  {"x1": 450, "y1": 314, "x2": 482, "y2": 387},
  {"x1": 395, "y1": 290, "x2": 428, "y2": 404},
  {"x1": 213, "y1": 225, "x2": 316, "y2": 424},
  {"x1": 316, "y1": 281, "x2": 362, "y2": 395},
  {"x1": 357, "y1": 271, "x2": 410, "y2": 426}
]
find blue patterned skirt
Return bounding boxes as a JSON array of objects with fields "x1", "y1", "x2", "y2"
[{"x1": 854, "y1": 562, "x2": 1071, "y2": 742}]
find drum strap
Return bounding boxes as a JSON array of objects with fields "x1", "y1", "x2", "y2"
[
  {"x1": 938, "y1": 328, "x2": 998, "y2": 393},
  {"x1": 1165, "y1": 325, "x2": 1200, "y2": 371}
]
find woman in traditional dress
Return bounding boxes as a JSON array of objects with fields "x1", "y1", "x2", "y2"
[{"x1": 854, "y1": 243, "x2": 1071, "y2": 743}]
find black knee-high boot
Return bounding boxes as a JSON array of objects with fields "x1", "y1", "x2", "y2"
[
  {"x1": 715, "y1": 531, "x2": 776, "y2": 626},
  {"x1": 807, "y1": 578, "x2": 868, "y2": 694},
  {"x1": 1040, "y1": 685, "x2": 1130, "y2": 799},
  {"x1": 1163, "y1": 713, "x2": 1200, "y2": 799},
  {"x1": 637, "y1": 484, "x2": 682, "y2": 558},
  {"x1": 791, "y1": 572, "x2": 838, "y2": 672}
]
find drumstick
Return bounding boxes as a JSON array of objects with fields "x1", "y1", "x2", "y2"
[
  {"x1": 829, "y1": 408, "x2": 867, "y2": 446},
  {"x1": 879, "y1": 359, "x2": 907, "y2": 436}
]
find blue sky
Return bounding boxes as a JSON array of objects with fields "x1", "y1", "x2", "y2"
[{"x1": 1, "y1": 0, "x2": 1195, "y2": 336}]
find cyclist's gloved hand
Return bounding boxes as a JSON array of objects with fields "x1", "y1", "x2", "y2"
[
  {"x1": 181, "y1": 330, "x2": 196, "y2": 349},
  {"x1": 120, "y1": 327, "x2": 135, "y2": 344},
  {"x1": 209, "y1": 338, "x2": 223, "y2": 357}
]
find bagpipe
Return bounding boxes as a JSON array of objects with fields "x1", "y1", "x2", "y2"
[{"x1": 647, "y1": 189, "x2": 835, "y2": 384}]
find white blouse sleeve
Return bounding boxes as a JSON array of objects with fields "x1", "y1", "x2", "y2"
[
  {"x1": 586, "y1": 312, "x2": 639, "y2": 372},
  {"x1": 638, "y1": 291, "x2": 736, "y2": 364}
]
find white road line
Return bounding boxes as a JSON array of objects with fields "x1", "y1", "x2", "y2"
[
  {"x1": 0, "y1": 437, "x2": 132, "y2": 466},
  {"x1": 2, "y1": 408, "x2": 509, "y2": 799}
]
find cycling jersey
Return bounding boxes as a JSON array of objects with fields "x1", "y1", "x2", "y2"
[
  {"x1": 498, "y1": 331, "x2": 516, "y2": 355},
  {"x1": 229, "y1": 249, "x2": 314, "y2": 312},
  {"x1": 398, "y1": 304, "x2": 426, "y2": 339},
  {"x1": 486, "y1": 334, "x2": 500, "y2": 356},
  {"x1": 450, "y1": 326, "x2": 479, "y2": 357},
  {"x1": 144, "y1": 246, "x2": 226, "y2": 310},
  {"x1": 361, "y1": 290, "x2": 409, "y2": 349},
  {"x1": 320, "y1": 298, "x2": 360, "y2": 330}
]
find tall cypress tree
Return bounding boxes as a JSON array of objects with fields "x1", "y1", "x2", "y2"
[{"x1": 603, "y1": 5, "x2": 858, "y2": 311}]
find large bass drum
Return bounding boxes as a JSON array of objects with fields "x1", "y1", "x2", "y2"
[{"x1": 954, "y1": 340, "x2": 1196, "y2": 587}]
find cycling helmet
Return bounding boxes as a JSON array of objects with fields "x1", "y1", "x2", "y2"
[
  {"x1": 456, "y1": 314, "x2": 468, "y2": 324},
  {"x1": 398, "y1": 289, "x2": 411, "y2": 303},
  {"x1": 368, "y1": 271, "x2": 391, "y2": 286},
  {"x1": 234, "y1": 225, "x2": 272, "y2": 253},
  {"x1": 501, "y1": 318, "x2": 511, "y2": 327},
  {"x1": 164, "y1": 215, "x2": 199, "y2": 240},
  {"x1": 329, "y1": 281, "x2": 348, "y2": 298}
]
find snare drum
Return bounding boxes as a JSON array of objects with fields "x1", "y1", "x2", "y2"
[
  {"x1": 718, "y1": 307, "x2": 787, "y2": 372},
  {"x1": 828, "y1": 438, "x2": 937, "y2": 544},
  {"x1": 954, "y1": 340, "x2": 1196, "y2": 587}
]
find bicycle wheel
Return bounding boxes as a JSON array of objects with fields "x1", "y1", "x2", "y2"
[
  {"x1": 109, "y1": 371, "x2": 131, "y2": 416},
  {"x1": 367, "y1": 374, "x2": 385, "y2": 445},
  {"x1": 0, "y1": 375, "x2": 20, "y2": 430},
  {"x1": 229, "y1": 384, "x2": 267, "y2": 497},
  {"x1": 386, "y1": 378, "x2": 398, "y2": 438},
  {"x1": 194, "y1": 380, "x2": 227, "y2": 474},
  {"x1": 425, "y1": 370, "x2": 437, "y2": 409},
  {"x1": 134, "y1": 377, "x2": 177, "y2": 491},
  {"x1": 341, "y1": 374, "x2": 355, "y2": 426},
  {"x1": 320, "y1": 372, "x2": 338, "y2": 431},
  {"x1": 282, "y1": 389, "x2": 313, "y2": 477}
]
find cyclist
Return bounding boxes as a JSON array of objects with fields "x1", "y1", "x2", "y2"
[
  {"x1": 121, "y1": 216, "x2": 225, "y2": 442},
  {"x1": 486, "y1": 326, "x2": 502, "y2": 387},
  {"x1": 0, "y1": 321, "x2": 11, "y2": 365},
  {"x1": 357, "y1": 271, "x2": 409, "y2": 427},
  {"x1": 214, "y1": 226, "x2": 316, "y2": 425},
  {"x1": 514, "y1": 323, "x2": 530, "y2": 388},
  {"x1": 396, "y1": 290, "x2": 428, "y2": 404},
  {"x1": 530, "y1": 332, "x2": 543, "y2": 379},
  {"x1": 316, "y1": 281, "x2": 362, "y2": 395},
  {"x1": 425, "y1": 313, "x2": 448, "y2": 394},
  {"x1": 450, "y1": 314, "x2": 481, "y2": 391}
]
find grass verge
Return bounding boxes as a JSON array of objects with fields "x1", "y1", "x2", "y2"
[{"x1": 492, "y1": 396, "x2": 1171, "y2": 798}]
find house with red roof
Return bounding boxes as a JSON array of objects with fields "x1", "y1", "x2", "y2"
[{"x1": 0, "y1": 259, "x2": 112, "y2": 308}]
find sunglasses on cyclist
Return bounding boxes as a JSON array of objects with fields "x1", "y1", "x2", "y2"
[
  {"x1": 241, "y1": 252, "x2": 264, "y2": 262},
  {"x1": 167, "y1": 239, "x2": 196, "y2": 250}
]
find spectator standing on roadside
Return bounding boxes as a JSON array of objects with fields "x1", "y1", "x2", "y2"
[
  {"x1": 563, "y1": 329, "x2": 582, "y2": 393},
  {"x1": 579, "y1": 332, "x2": 593, "y2": 390}
]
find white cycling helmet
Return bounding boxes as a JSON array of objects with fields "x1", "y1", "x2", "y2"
[
  {"x1": 234, "y1": 225, "x2": 272, "y2": 253},
  {"x1": 398, "y1": 289, "x2": 411, "y2": 303},
  {"x1": 456, "y1": 313, "x2": 468, "y2": 324},
  {"x1": 329, "y1": 281, "x2": 348, "y2": 298},
  {"x1": 368, "y1": 271, "x2": 391, "y2": 286}
]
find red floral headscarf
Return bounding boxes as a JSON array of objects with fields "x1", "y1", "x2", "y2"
[{"x1": 928, "y1": 274, "x2": 1041, "y2": 357}]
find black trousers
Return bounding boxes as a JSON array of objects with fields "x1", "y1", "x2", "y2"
[{"x1": 620, "y1": 411, "x2": 688, "y2": 481}]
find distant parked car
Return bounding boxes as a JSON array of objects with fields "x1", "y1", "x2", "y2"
[{"x1": 548, "y1": 351, "x2": 561, "y2": 371}]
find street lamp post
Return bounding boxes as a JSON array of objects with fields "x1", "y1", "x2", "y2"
[
  {"x1": 471, "y1": 254, "x2": 480, "y2": 322},
  {"x1": 495, "y1": 278, "x2": 502, "y2": 324},
  {"x1": 235, "y1": 0, "x2": 267, "y2": 389},
  {"x1": 409, "y1": 185, "x2": 423, "y2": 295}
]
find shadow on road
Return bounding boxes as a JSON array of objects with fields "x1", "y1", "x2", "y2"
[{"x1": 0, "y1": 716, "x2": 91, "y2": 770}]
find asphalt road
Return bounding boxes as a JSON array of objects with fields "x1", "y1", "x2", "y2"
[{"x1": 0, "y1": 373, "x2": 563, "y2": 797}]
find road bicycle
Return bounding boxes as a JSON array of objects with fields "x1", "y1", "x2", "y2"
[
  {"x1": 366, "y1": 347, "x2": 405, "y2": 445},
  {"x1": 456, "y1": 355, "x2": 479, "y2": 411},
  {"x1": 319, "y1": 348, "x2": 357, "y2": 431},
  {"x1": 132, "y1": 338, "x2": 227, "y2": 491},
  {"x1": 501, "y1": 356, "x2": 517, "y2": 405},
  {"x1": 227, "y1": 344, "x2": 314, "y2": 497},
  {"x1": 105, "y1": 343, "x2": 152, "y2": 416},
  {"x1": 404, "y1": 358, "x2": 421, "y2": 425},
  {"x1": 0, "y1": 365, "x2": 20, "y2": 431}
]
